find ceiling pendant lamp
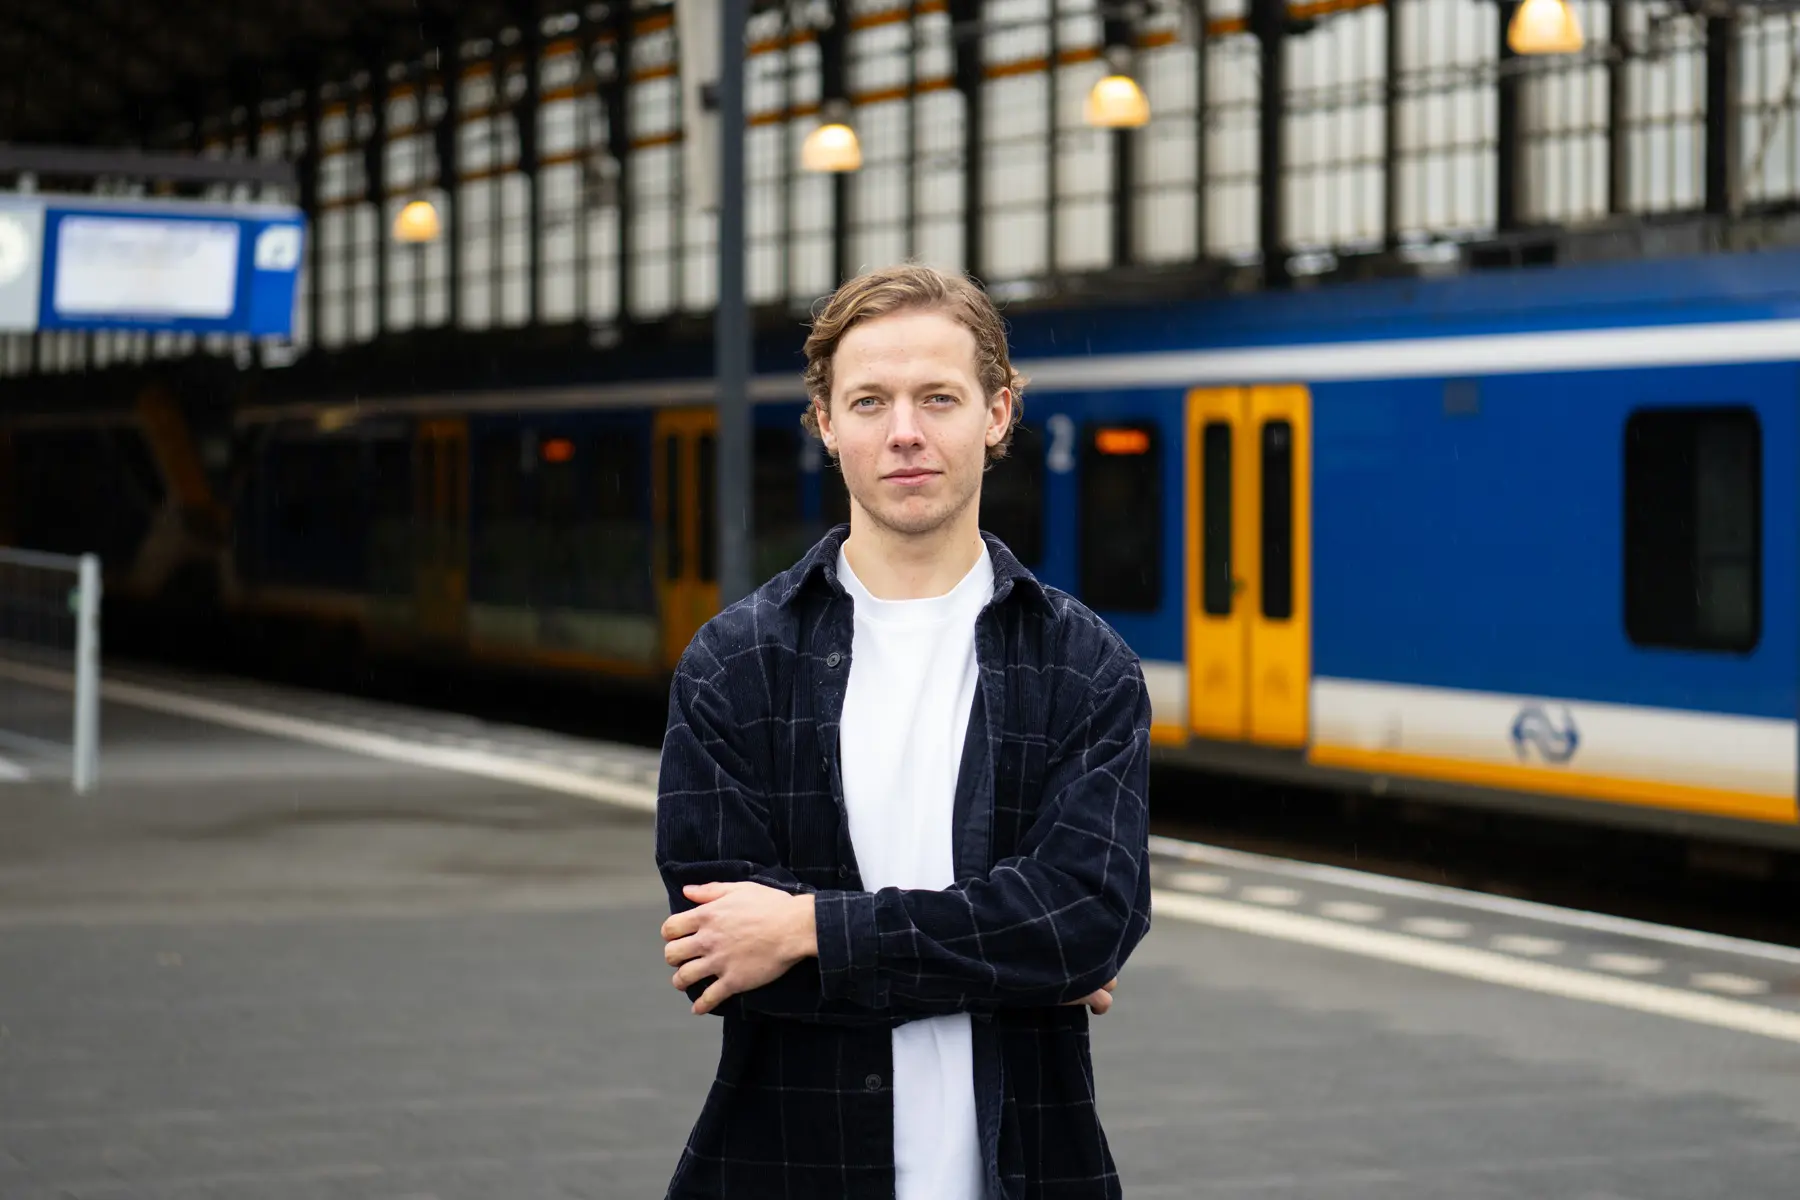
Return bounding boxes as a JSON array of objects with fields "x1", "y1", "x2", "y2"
[
  {"x1": 1508, "y1": 0, "x2": 1584, "y2": 55},
  {"x1": 392, "y1": 198, "x2": 442, "y2": 244},
  {"x1": 802, "y1": 99, "x2": 863, "y2": 173},
  {"x1": 1084, "y1": 46, "x2": 1150, "y2": 129}
]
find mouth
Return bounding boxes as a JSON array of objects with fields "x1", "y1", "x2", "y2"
[{"x1": 883, "y1": 468, "x2": 940, "y2": 484}]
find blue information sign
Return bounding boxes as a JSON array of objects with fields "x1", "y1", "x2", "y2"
[{"x1": 0, "y1": 194, "x2": 305, "y2": 338}]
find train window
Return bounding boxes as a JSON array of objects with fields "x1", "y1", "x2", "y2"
[
  {"x1": 980, "y1": 423, "x2": 1044, "y2": 566},
  {"x1": 1261, "y1": 420, "x2": 1294, "y2": 621},
  {"x1": 370, "y1": 438, "x2": 412, "y2": 520},
  {"x1": 475, "y1": 433, "x2": 524, "y2": 520},
  {"x1": 472, "y1": 432, "x2": 529, "y2": 606},
  {"x1": 589, "y1": 429, "x2": 653, "y2": 615},
  {"x1": 1624, "y1": 407, "x2": 1760, "y2": 653},
  {"x1": 696, "y1": 433, "x2": 718, "y2": 583},
  {"x1": 755, "y1": 426, "x2": 808, "y2": 580},
  {"x1": 1079, "y1": 422, "x2": 1162, "y2": 612},
  {"x1": 663, "y1": 436, "x2": 684, "y2": 581},
  {"x1": 537, "y1": 442, "x2": 581, "y2": 608},
  {"x1": 266, "y1": 436, "x2": 366, "y2": 589},
  {"x1": 367, "y1": 438, "x2": 414, "y2": 598},
  {"x1": 1200, "y1": 422, "x2": 1232, "y2": 615},
  {"x1": 593, "y1": 429, "x2": 644, "y2": 521},
  {"x1": 539, "y1": 448, "x2": 579, "y2": 527}
]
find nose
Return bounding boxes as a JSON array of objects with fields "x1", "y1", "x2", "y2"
[{"x1": 888, "y1": 399, "x2": 925, "y2": 448}]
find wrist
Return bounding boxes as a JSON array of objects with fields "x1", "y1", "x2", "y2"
[{"x1": 789, "y1": 893, "x2": 818, "y2": 961}]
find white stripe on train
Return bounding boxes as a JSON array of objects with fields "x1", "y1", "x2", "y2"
[
  {"x1": 231, "y1": 316, "x2": 1800, "y2": 425},
  {"x1": 1311, "y1": 678, "x2": 1795, "y2": 799},
  {"x1": 1140, "y1": 666, "x2": 1796, "y2": 804}
]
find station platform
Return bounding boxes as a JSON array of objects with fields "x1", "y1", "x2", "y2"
[{"x1": 3, "y1": 663, "x2": 1800, "y2": 1199}]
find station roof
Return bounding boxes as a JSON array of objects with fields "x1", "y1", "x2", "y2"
[{"x1": 0, "y1": 0, "x2": 521, "y2": 148}]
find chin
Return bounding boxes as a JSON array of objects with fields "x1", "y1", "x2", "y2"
[
  {"x1": 864, "y1": 505, "x2": 946, "y2": 536},
  {"x1": 851, "y1": 473, "x2": 979, "y2": 537}
]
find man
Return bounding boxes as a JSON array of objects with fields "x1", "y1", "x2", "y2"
[{"x1": 655, "y1": 262, "x2": 1153, "y2": 1200}]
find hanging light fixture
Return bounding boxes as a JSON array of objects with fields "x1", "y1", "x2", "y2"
[
  {"x1": 392, "y1": 198, "x2": 443, "y2": 244},
  {"x1": 1508, "y1": 0, "x2": 1584, "y2": 55},
  {"x1": 802, "y1": 99, "x2": 863, "y2": 172},
  {"x1": 1085, "y1": 44, "x2": 1149, "y2": 129}
]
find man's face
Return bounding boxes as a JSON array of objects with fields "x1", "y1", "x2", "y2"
[{"x1": 817, "y1": 308, "x2": 1011, "y2": 541}]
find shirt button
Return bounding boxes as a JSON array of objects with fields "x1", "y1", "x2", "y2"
[
  {"x1": 825, "y1": 651, "x2": 842, "y2": 668},
  {"x1": 838, "y1": 865, "x2": 851, "y2": 880},
  {"x1": 864, "y1": 1073, "x2": 882, "y2": 1091}
]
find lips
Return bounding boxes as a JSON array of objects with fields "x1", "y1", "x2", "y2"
[{"x1": 884, "y1": 469, "x2": 939, "y2": 483}]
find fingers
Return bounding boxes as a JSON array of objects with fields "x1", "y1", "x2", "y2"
[
  {"x1": 683, "y1": 882, "x2": 742, "y2": 904},
  {"x1": 1103, "y1": 977, "x2": 1118, "y2": 993},
  {"x1": 663, "y1": 935, "x2": 705, "y2": 968},
  {"x1": 693, "y1": 977, "x2": 736, "y2": 1015},
  {"x1": 660, "y1": 909, "x2": 701, "y2": 942},
  {"x1": 672, "y1": 956, "x2": 715, "y2": 992},
  {"x1": 660, "y1": 882, "x2": 740, "y2": 941},
  {"x1": 1062, "y1": 987, "x2": 1112, "y2": 1011}
]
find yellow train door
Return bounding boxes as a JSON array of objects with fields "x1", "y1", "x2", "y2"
[
  {"x1": 1185, "y1": 385, "x2": 1312, "y2": 747},
  {"x1": 415, "y1": 418, "x2": 469, "y2": 643},
  {"x1": 655, "y1": 408, "x2": 722, "y2": 669}
]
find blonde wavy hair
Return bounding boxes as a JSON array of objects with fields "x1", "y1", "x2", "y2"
[{"x1": 800, "y1": 264, "x2": 1028, "y2": 463}]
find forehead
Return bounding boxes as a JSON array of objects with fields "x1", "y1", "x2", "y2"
[{"x1": 832, "y1": 309, "x2": 980, "y2": 390}]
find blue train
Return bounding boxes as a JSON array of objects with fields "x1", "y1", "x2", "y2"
[{"x1": 9, "y1": 245, "x2": 1797, "y2": 848}]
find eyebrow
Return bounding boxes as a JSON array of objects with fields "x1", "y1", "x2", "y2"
[{"x1": 839, "y1": 379, "x2": 967, "y2": 396}]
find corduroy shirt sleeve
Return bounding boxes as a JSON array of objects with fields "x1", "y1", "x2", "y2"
[
  {"x1": 812, "y1": 641, "x2": 1153, "y2": 1010},
  {"x1": 655, "y1": 625, "x2": 959, "y2": 1026},
  {"x1": 655, "y1": 629, "x2": 806, "y2": 901}
]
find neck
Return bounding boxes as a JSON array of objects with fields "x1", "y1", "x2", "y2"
[{"x1": 842, "y1": 505, "x2": 985, "y2": 601}]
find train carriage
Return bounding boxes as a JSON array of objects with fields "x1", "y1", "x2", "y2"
[{"x1": 18, "y1": 244, "x2": 1797, "y2": 847}]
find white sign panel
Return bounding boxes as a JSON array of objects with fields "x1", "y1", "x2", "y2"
[
  {"x1": 0, "y1": 197, "x2": 45, "y2": 332},
  {"x1": 53, "y1": 216, "x2": 240, "y2": 320}
]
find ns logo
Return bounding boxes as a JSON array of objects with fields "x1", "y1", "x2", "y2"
[{"x1": 1510, "y1": 704, "x2": 1580, "y2": 765}]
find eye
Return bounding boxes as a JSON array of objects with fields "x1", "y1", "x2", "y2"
[
  {"x1": 926, "y1": 393, "x2": 957, "y2": 406},
  {"x1": 849, "y1": 396, "x2": 879, "y2": 410}
]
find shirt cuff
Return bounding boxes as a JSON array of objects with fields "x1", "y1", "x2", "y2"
[{"x1": 813, "y1": 889, "x2": 884, "y2": 1008}]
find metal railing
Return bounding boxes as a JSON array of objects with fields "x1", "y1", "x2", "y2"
[{"x1": 0, "y1": 548, "x2": 101, "y2": 792}]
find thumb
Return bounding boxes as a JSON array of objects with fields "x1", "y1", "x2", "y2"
[{"x1": 683, "y1": 882, "x2": 739, "y2": 904}]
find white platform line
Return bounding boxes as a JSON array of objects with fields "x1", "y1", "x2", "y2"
[
  {"x1": 1239, "y1": 885, "x2": 1304, "y2": 907},
  {"x1": 1490, "y1": 934, "x2": 1565, "y2": 957},
  {"x1": 1692, "y1": 972, "x2": 1772, "y2": 997},
  {"x1": 1148, "y1": 834, "x2": 1800, "y2": 967},
  {"x1": 1401, "y1": 916, "x2": 1473, "y2": 940},
  {"x1": 0, "y1": 660, "x2": 658, "y2": 814},
  {"x1": 1318, "y1": 901, "x2": 1385, "y2": 923},
  {"x1": 0, "y1": 753, "x2": 28, "y2": 781},
  {"x1": 1152, "y1": 890, "x2": 1800, "y2": 1046}
]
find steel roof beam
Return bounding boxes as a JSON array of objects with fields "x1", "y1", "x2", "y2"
[{"x1": 0, "y1": 143, "x2": 297, "y2": 188}]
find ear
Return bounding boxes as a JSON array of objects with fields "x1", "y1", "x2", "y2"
[
  {"x1": 985, "y1": 388, "x2": 1013, "y2": 446},
  {"x1": 813, "y1": 395, "x2": 836, "y2": 451}
]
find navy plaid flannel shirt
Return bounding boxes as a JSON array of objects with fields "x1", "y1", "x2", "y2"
[{"x1": 655, "y1": 525, "x2": 1153, "y2": 1200}]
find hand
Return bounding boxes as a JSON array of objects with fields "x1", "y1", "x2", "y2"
[
  {"x1": 661, "y1": 882, "x2": 818, "y2": 1015},
  {"x1": 1063, "y1": 977, "x2": 1117, "y2": 1015}
]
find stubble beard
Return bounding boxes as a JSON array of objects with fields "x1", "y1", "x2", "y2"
[{"x1": 851, "y1": 466, "x2": 981, "y2": 540}]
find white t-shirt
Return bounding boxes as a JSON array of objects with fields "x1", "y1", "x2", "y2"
[{"x1": 837, "y1": 543, "x2": 994, "y2": 1200}]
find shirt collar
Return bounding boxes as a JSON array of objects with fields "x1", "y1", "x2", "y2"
[{"x1": 775, "y1": 523, "x2": 1054, "y2": 618}]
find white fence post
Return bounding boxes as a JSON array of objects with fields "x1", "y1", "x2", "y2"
[{"x1": 72, "y1": 553, "x2": 101, "y2": 794}]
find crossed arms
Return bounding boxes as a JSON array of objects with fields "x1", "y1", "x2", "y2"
[{"x1": 652, "y1": 630, "x2": 1154, "y2": 1025}]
